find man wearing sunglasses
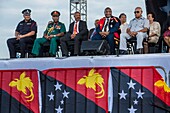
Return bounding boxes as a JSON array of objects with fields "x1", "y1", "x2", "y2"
[
  {"x1": 32, "y1": 11, "x2": 66, "y2": 57},
  {"x1": 7, "y1": 9, "x2": 37, "y2": 58},
  {"x1": 119, "y1": 7, "x2": 149, "y2": 54}
]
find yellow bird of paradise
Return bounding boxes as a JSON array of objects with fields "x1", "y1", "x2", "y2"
[
  {"x1": 77, "y1": 69, "x2": 105, "y2": 98},
  {"x1": 154, "y1": 78, "x2": 170, "y2": 93},
  {"x1": 9, "y1": 72, "x2": 34, "y2": 102}
]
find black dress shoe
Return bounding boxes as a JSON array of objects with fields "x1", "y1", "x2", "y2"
[{"x1": 119, "y1": 50, "x2": 128, "y2": 55}]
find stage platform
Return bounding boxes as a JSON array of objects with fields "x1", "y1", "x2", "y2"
[{"x1": 0, "y1": 53, "x2": 170, "y2": 83}]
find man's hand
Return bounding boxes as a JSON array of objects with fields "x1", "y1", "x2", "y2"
[
  {"x1": 128, "y1": 31, "x2": 138, "y2": 37},
  {"x1": 71, "y1": 34, "x2": 76, "y2": 39},
  {"x1": 16, "y1": 35, "x2": 24, "y2": 40},
  {"x1": 44, "y1": 35, "x2": 51, "y2": 40},
  {"x1": 168, "y1": 26, "x2": 170, "y2": 30},
  {"x1": 48, "y1": 35, "x2": 54, "y2": 40},
  {"x1": 99, "y1": 32, "x2": 109, "y2": 38}
]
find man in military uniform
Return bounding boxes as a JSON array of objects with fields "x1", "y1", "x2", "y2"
[
  {"x1": 7, "y1": 9, "x2": 37, "y2": 58},
  {"x1": 32, "y1": 11, "x2": 66, "y2": 57},
  {"x1": 91, "y1": 7, "x2": 120, "y2": 55}
]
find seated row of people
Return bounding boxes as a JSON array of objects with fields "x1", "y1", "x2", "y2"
[
  {"x1": 7, "y1": 7, "x2": 119, "y2": 58},
  {"x1": 6, "y1": 7, "x2": 170, "y2": 58}
]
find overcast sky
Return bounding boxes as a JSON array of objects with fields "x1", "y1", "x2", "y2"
[{"x1": 0, "y1": 0, "x2": 146, "y2": 58}]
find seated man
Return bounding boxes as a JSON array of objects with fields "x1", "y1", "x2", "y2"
[
  {"x1": 92, "y1": 7, "x2": 120, "y2": 55},
  {"x1": 143, "y1": 12, "x2": 161, "y2": 53},
  {"x1": 88, "y1": 19, "x2": 99, "y2": 40},
  {"x1": 60, "y1": 12, "x2": 88, "y2": 56},
  {"x1": 7, "y1": 9, "x2": 37, "y2": 58},
  {"x1": 119, "y1": 7, "x2": 149, "y2": 54},
  {"x1": 32, "y1": 11, "x2": 66, "y2": 57}
]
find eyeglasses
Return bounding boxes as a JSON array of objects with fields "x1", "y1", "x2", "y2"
[{"x1": 134, "y1": 11, "x2": 140, "y2": 14}]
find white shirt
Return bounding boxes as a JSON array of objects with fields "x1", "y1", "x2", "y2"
[
  {"x1": 120, "y1": 22, "x2": 128, "y2": 33},
  {"x1": 128, "y1": 17, "x2": 149, "y2": 32}
]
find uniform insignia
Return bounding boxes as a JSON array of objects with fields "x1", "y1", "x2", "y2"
[
  {"x1": 27, "y1": 23, "x2": 31, "y2": 25},
  {"x1": 56, "y1": 25, "x2": 61, "y2": 29}
]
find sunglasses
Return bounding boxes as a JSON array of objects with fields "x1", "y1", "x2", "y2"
[
  {"x1": 134, "y1": 11, "x2": 140, "y2": 14},
  {"x1": 53, "y1": 15, "x2": 59, "y2": 17}
]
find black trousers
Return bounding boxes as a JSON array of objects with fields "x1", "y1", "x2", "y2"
[
  {"x1": 60, "y1": 33, "x2": 87, "y2": 56},
  {"x1": 7, "y1": 37, "x2": 34, "y2": 58}
]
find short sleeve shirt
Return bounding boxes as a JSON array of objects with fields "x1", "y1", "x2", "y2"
[
  {"x1": 16, "y1": 19, "x2": 37, "y2": 36},
  {"x1": 128, "y1": 17, "x2": 149, "y2": 32}
]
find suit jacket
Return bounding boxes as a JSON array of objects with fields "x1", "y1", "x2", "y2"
[
  {"x1": 67, "y1": 20, "x2": 88, "y2": 38},
  {"x1": 96, "y1": 16, "x2": 120, "y2": 34}
]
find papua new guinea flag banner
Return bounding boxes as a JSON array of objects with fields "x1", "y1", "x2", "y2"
[
  {"x1": 41, "y1": 68, "x2": 109, "y2": 113},
  {"x1": 111, "y1": 66, "x2": 170, "y2": 113},
  {"x1": 0, "y1": 70, "x2": 40, "y2": 113}
]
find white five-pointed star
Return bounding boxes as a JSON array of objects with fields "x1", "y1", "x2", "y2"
[
  {"x1": 54, "y1": 82, "x2": 62, "y2": 91},
  {"x1": 128, "y1": 105, "x2": 137, "y2": 113},
  {"x1": 48, "y1": 92, "x2": 54, "y2": 101},
  {"x1": 55, "y1": 105, "x2": 63, "y2": 113},
  {"x1": 136, "y1": 89, "x2": 145, "y2": 99},
  {"x1": 60, "y1": 100, "x2": 64, "y2": 105},
  {"x1": 62, "y1": 90, "x2": 70, "y2": 98},
  {"x1": 133, "y1": 99, "x2": 138, "y2": 105},
  {"x1": 127, "y1": 80, "x2": 136, "y2": 89},
  {"x1": 118, "y1": 90, "x2": 127, "y2": 100}
]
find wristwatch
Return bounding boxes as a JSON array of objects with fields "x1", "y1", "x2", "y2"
[{"x1": 53, "y1": 35, "x2": 56, "y2": 37}]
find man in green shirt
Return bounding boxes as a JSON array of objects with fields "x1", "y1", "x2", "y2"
[{"x1": 32, "y1": 10, "x2": 66, "y2": 56}]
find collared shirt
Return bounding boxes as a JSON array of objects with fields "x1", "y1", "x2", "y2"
[
  {"x1": 73, "y1": 21, "x2": 80, "y2": 33},
  {"x1": 120, "y1": 22, "x2": 128, "y2": 33},
  {"x1": 16, "y1": 19, "x2": 37, "y2": 38},
  {"x1": 44, "y1": 21, "x2": 66, "y2": 36},
  {"x1": 102, "y1": 17, "x2": 110, "y2": 32},
  {"x1": 128, "y1": 16, "x2": 149, "y2": 32}
]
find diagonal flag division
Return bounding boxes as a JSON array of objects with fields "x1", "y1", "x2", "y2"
[
  {"x1": 111, "y1": 66, "x2": 170, "y2": 113},
  {"x1": 41, "y1": 67, "x2": 109, "y2": 113},
  {"x1": 0, "y1": 69, "x2": 40, "y2": 113}
]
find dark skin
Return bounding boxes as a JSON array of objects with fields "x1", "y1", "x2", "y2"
[
  {"x1": 127, "y1": 8, "x2": 148, "y2": 37},
  {"x1": 71, "y1": 12, "x2": 81, "y2": 39},
  {"x1": 15, "y1": 14, "x2": 35, "y2": 40},
  {"x1": 99, "y1": 9, "x2": 111, "y2": 38},
  {"x1": 44, "y1": 15, "x2": 64, "y2": 40}
]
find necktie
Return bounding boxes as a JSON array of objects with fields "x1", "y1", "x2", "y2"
[
  {"x1": 73, "y1": 21, "x2": 78, "y2": 34},
  {"x1": 104, "y1": 19, "x2": 109, "y2": 32}
]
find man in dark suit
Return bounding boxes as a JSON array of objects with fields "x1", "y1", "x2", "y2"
[
  {"x1": 91, "y1": 7, "x2": 120, "y2": 55},
  {"x1": 88, "y1": 19, "x2": 99, "y2": 40},
  {"x1": 60, "y1": 12, "x2": 88, "y2": 56}
]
